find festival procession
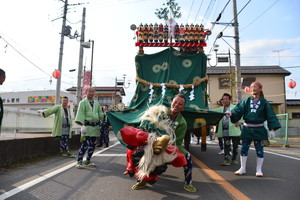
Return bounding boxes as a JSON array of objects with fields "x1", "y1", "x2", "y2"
[{"x1": 1, "y1": 0, "x2": 300, "y2": 200}]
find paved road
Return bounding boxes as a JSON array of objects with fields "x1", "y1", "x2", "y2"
[{"x1": 0, "y1": 135, "x2": 300, "y2": 200}]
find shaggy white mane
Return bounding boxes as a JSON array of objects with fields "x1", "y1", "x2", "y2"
[{"x1": 136, "y1": 105, "x2": 178, "y2": 180}]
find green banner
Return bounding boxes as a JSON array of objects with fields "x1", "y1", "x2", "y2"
[{"x1": 107, "y1": 47, "x2": 224, "y2": 146}]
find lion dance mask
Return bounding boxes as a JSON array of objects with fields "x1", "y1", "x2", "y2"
[{"x1": 120, "y1": 105, "x2": 187, "y2": 185}]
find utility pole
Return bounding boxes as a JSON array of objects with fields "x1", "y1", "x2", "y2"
[
  {"x1": 232, "y1": 0, "x2": 242, "y2": 102},
  {"x1": 90, "y1": 40, "x2": 94, "y2": 86},
  {"x1": 55, "y1": 0, "x2": 68, "y2": 105},
  {"x1": 76, "y1": 7, "x2": 86, "y2": 105}
]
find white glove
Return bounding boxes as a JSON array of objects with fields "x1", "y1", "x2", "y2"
[
  {"x1": 81, "y1": 126, "x2": 87, "y2": 134},
  {"x1": 269, "y1": 130, "x2": 275, "y2": 139},
  {"x1": 37, "y1": 110, "x2": 44, "y2": 116},
  {"x1": 225, "y1": 111, "x2": 232, "y2": 117}
]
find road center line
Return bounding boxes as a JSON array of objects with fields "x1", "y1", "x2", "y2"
[{"x1": 192, "y1": 154, "x2": 251, "y2": 200}]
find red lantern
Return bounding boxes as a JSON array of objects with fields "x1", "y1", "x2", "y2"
[
  {"x1": 52, "y1": 69, "x2": 60, "y2": 79},
  {"x1": 244, "y1": 87, "x2": 250, "y2": 93},
  {"x1": 288, "y1": 79, "x2": 296, "y2": 89}
]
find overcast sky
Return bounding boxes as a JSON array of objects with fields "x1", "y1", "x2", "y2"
[{"x1": 0, "y1": 0, "x2": 299, "y2": 105}]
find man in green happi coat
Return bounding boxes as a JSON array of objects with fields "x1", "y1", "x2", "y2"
[
  {"x1": 75, "y1": 87, "x2": 104, "y2": 169},
  {"x1": 42, "y1": 96, "x2": 74, "y2": 157}
]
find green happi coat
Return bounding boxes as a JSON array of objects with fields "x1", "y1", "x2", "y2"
[
  {"x1": 43, "y1": 105, "x2": 73, "y2": 138},
  {"x1": 174, "y1": 113, "x2": 188, "y2": 155},
  {"x1": 213, "y1": 104, "x2": 243, "y2": 138},
  {"x1": 75, "y1": 99, "x2": 103, "y2": 137},
  {"x1": 230, "y1": 96, "x2": 281, "y2": 140}
]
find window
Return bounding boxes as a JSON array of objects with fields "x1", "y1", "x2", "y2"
[
  {"x1": 98, "y1": 96, "x2": 113, "y2": 106},
  {"x1": 242, "y1": 77, "x2": 256, "y2": 87},
  {"x1": 218, "y1": 78, "x2": 230, "y2": 89},
  {"x1": 292, "y1": 113, "x2": 300, "y2": 119},
  {"x1": 2, "y1": 99, "x2": 5, "y2": 103},
  {"x1": 16, "y1": 98, "x2": 20, "y2": 103},
  {"x1": 11, "y1": 98, "x2": 15, "y2": 103}
]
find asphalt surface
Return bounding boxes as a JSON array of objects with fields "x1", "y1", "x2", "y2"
[{"x1": 0, "y1": 134, "x2": 300, "y2": 200}]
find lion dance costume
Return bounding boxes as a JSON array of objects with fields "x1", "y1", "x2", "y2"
[{"x1": 120, "y1": 105, "x2": 187, "y2": 185}]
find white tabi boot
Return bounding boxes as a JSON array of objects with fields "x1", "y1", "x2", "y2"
[
  {"x1": 256, "y1": 157, "x2": 264, "y2": 177},
  {"x1": 234, "y1": 156, "x2": 247, "y2": 175}
]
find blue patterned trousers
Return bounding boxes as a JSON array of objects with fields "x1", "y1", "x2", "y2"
[
  {"x1": 184, "y1": 152, "x2": 193, "y2": 185},
  {"x1": 99, "y1": 124, "x2": 109, "y2": 146},
  {"x1": 60, "y1": 135, "x2": 69, "y2": 151},
  {"x1": 77, "y1": 136, "x2": 97, "y2": 163},
  {"x1": 241, "y1": 139, "x2": 264, "y2": 158}
]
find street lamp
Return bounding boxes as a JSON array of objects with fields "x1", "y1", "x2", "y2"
[
  {"x1": 123, "y1": 74, "x2": 131, "y2": 88},
  {"x1": 207, "y1": 44, "x2": 219, "y2": 67},
  {"x1": 82, "y1": 40, "x2": 95, "y2": 85}
]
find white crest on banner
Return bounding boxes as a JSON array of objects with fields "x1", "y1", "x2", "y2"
[
  {"x1": 179, "y1": 85, "x2": 184, "y2": 93},
  {"x1": 160, "y1": 83, "x2": 166, "y2": 96},
  {"x1": 189, "y1": 85, "x2": 195, "y2": 101},
  {"x1": 148, "y1": 84, "x2": 154, "y2": 103}
]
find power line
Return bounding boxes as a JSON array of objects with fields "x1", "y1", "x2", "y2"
[
  {"x1": 208, "y1": 0, "x2": 251, "y2": 55},
  {"x1": 83, "y1": 0, "x2": 149, "y2": 9},
  {"x1": 186, "y1": 0, "x2": 195, "y2": 24},
  {"x1": 221, "y1": 0, "x2": 252, "y2": 33},
  {"x1": 207, "y1": 0, "x2": 231, "y2": 54},
  {"x1": 200, "y1": 0, "x2": 216, "y2": 25},
  {"x1": 240, "y1": 0, "x2": 280, "y2": 32},
  {"x1": 193, "y1": 0, "x2": 204, "y2": 23},
  {"x1": 0, "y1": 35, "x2": 50, "y2": 77},
  {"x1": 211, "y1": 0, "x2": 221, "y2": 23},
  {"x1": 241, "y1": 55, "x2": 300, "y2": 58}
]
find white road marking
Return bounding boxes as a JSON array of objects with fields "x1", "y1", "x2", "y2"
[
  {"x1": 93, "y1": 154, "x2": 126, "y2": 157},
  {"x1": 0, "y1": 141, "x2": 121, "y2": 200},
  {"x1": 250, "y1": 147, "x2": 300, "y2": 161},
  {"x1": 208, "y1": 141, "x2": 300, "y2": 161}
]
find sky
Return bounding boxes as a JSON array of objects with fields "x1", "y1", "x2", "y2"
[{"x1": 0, "y1": 0, "x2": 300, "y2": 105}]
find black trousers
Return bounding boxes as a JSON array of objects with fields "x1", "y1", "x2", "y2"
[{"x1": 223, "y1": 136, "x2": 240, "y2": 161}]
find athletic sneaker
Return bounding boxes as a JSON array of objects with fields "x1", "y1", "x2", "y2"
[
  {"x1": 75, "y1": 162, "x2": 84, "y2": 169},
  {"x1": 59, "y1": 152, "x2": 67, "y2": 157},
  {"x1": 66, "y1": 153, "x2": 75, "y2": 158},
  {"x1": 218, "y1": 149, "x2": 224, "y2": 155},
  {"x1": 131, "y1": 182, "x2": 147, "y2": 190},
  {"x1": 183, "y1": 184, "x2": 197, "y2": 192},
  {"x1": 231, "y1": 160, "x2": 239, "y2": 165},
  {"x1": 221, "y1": 160, "x2": 231, "y2": 166},
  {"x1": 84, "y1": 160, "x2": 96, "y2": 167}
]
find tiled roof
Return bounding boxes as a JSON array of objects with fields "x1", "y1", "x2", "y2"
[
  {"x1": 207, "y1": 65, "x2": 291, "y2": 76},
  {"x1": 66, "y1": 86, "x2": 126, "y2": 96},
  {"x1": 286, "y1": 99, "x2": 300, "y2": 106}
]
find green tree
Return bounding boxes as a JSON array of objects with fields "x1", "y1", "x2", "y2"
[{"x1": 155, "y1": 0, "x2": 182, "y2": 20}]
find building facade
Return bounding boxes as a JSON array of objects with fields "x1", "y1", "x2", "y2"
[
  {"x1": 1, "y1": 90, "x2": 76, "y2": 112},
  {"x1": 206, "y1": 65, "x2": 291, "y2": 114},
  {"x1": 66, "y1": 86, "x2": 126, "y2": 110}
]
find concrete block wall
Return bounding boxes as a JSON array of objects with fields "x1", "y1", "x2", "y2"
[{"x1": 0, "y1": 135, "x2": 81, "y2": 169}]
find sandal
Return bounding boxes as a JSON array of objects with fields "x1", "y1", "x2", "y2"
[
  {"x1": 183, "y1": 184, "x2": 197, "y2": 193},
  {"x1": 131, "y1": 182, "x2": 147, "y2": 190}
]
